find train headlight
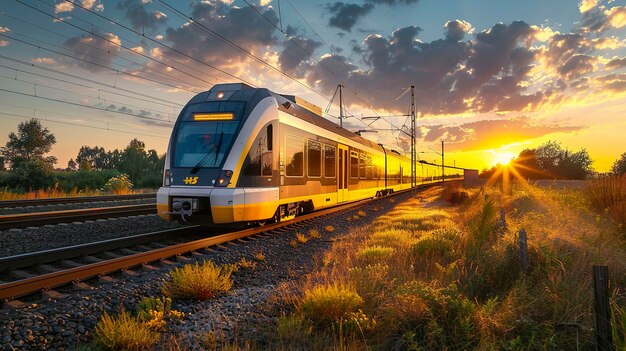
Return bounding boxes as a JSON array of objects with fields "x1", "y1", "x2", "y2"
[
  {"x1": 164, "y1": 169, "x2": 171, "y2": 186},
  {"x1": 216, "y1": 170, "x2": 233, "y2": 187}
]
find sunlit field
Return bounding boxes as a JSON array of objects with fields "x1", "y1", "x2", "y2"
[{"x1": 253, "y1": 180, "x2": 626, "y2": 350}]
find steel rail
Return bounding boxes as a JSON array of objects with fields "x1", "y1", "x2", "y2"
[
  {"x1": 0, "y1": 226, "x2": 201, "y2": 272},
  {"x1": 0, "y1": 204, "x2": 157, "y2": 230},
  {"x1": 0, "y1": 182, "x2": 448, "y2": 301},
  {"x1": 0, "y1": 193, "x2": 156, "y2": 209}
]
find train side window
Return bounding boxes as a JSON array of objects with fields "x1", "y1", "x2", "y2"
[
  {"x1": 359, "y1": 152, "x2": 366, "y2": 179},
  {"x1": 286, "y1": 135, "x2": 304, "y2": 177},
  {"x1": 366, "y1": 155, "x2": 372, "y2": 180},
  {"x1": 266, "y1": 124, "x2": 273, "y2": 151},
  {"x1": 308, "y1": 140, "x2": 321, "y2": 177},
  {"x1": 324, "y1": 145, "x2": 336, "y2": 178},
  {"x1": 350, "y1": 151, "x2": 359, "y2": 179}
]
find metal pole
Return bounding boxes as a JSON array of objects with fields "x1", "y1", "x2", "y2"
[
  {"x1": 441, "y1": 140, "x2": 444, "y2": 184},
  {"x1": 339, "y1": 84, "x2": 344, "y2": 128},
  {"x1": 411, "y1": 85, "x2": 416, "y2": 188}
]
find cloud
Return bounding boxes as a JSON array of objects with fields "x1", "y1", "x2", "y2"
[
  {"x1": 55, "y1": 2, "x2": 74, "y2": 13},
  {"x1": 606, "y1": 57, "x2": 626, "y2": 69},
  {"x1": 326, "y1": 2, "x2": 374, "y2": 32},
  {"x1": 117, "y1": 0, "x2": 167, "y2": 32},
  {"x1": 0, "y1": 40, "x2": 9, "y2": 47},
  {"x1": 278, "y1": 36, "x2": 323, "y2": 78},
  {"x1": 62, "y1": 31, "x2": 122, "y2": 72},
  {"x1": 31, "y1": 57, "x2": 57, "y2": 65},
  {"x1": 161, "y1": 1, "x2": 278, "y2": 69},
  {"x1": 0, "y1": 27, "x2": 11, "y2": 33},
  {"x1": 444, "y1": 20, "x2": 473, "y2": 41},
  {"x1": 579, "y1": 0, "x2": 598, "y2": 13},
  {"x1": 418, "y1": 117, "x2": 585, "y2": 151},
  {"x1": 557, "y1": 54, "x2": 596, "y2": 79}
]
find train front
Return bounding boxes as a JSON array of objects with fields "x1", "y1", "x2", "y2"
[{"x1": 156, "y1": 83, "x2": 278, "y2": 226}]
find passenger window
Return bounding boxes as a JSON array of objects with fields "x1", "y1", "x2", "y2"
[
  {"x1": 359, "y1": 153, "x2": 366, "y2": 179},
  {"x1": 324, "y1": 145, "x2": 336, "y2": 178},
  {"x1": 308, "y1": 140, "x2": 321, "y2": 177},
  {"x1": 267, "y1": 124, "x2": 273, "y2": 151},
  {"x1": 286, "y1": 135, "x2": 304, "y2": 177},
  {"x1": 350, "y1": 151, "x2": 359, "y2": 179}
]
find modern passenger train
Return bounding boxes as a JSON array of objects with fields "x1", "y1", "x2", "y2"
[{"x1": 157, "y1": 83, "x2": 413, "y2": 226}]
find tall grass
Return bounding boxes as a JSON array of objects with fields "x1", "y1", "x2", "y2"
[
  {"x1": 584, "y1": 175, "x2": 626, "y2": 232},
  {"x1": 162, "y1": 261, "x2": 235, "y2": 300}
]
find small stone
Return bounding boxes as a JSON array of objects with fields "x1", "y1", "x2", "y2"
[{"x1": 52, "y1": 325, "x2": 63, "y2": 334}]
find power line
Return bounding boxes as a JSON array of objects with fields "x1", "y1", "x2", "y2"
[
  {"x1": 0, "y1": 110, "x2": 169, "y2": 139},
  {"x1": 0, "y1": 54, "x2": 184, "y2": 108},
  {"x1": 63, "y1": 0, "x2": 259, "y2": 88},
  {"x1": 0, "y1": 86, "x2": 174, "y2": 125},
  {"x1": 13, "y1": 1, "x2": 227, "y2": 88}
]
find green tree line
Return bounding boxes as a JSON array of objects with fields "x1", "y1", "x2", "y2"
[
  {"x1": 0, "y1": 119, "x2": 165, "y2": 192},
  {"x1": 480, "y1": 140, "x2": 626, "y2": 179}
]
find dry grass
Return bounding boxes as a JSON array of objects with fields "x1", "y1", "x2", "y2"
[
  {"x1": 309, "y1": 229, "x2": 321, "y2": 239},
  {"x1": 260, "y1": 182, "x2": 626, "y2": 349},
  {"x1": 0, "y1": 187, "x2": 105, "y2": 200},
  {"x1": 238, "y1": 258, "x2": 257, "y2": 269},
  {"x1": 162, "y1": 261, "x2": 235, "y2": 300},
  {"x1": 296, "y1": 233, "x2": 309, "y2": 244},
  {"x1": 254, "y1": 252, "x2": 266, "y2": 261},
  {"x1": 584, "y1": 175, "x2": 626, "y2": 233},
  {"x1": 93, "y1": 310, "x2": 160, "y2": 350},
  {"x1": 325, "y1": 225, "x2": 335, "y2": 232}
]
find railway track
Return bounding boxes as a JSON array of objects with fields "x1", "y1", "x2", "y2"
[
  {"x1": 0, "y1": 186, "x2": 431, "y2": 304},
  {"x1": 0, "y1": 204, "x2": 157, "y2": 230},
  {"x1": 0, "y1": 193, "x2": 156, "y2": 209}
]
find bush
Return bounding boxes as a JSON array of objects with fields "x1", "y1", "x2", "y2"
[
  {"x1": 356, "y1": 245, "x2": 395, "y2": 265},
  {"x1": 136, "y1": 296, "x2": 184, "y2": 331},
  {"x1": 103, "y1": 173, "x2": 133, "y2": 194},
  {"x1": 162, "y1": 260, "x2": 235, "y2": 300},
  {"x1": 381, "y1": 281, "x2": 478, "y2": 350},
  {"x1": 299, "y1": 284, "x2": 363, "y2": 324},
  {"x1": 93, "y1": 310, "x2": 160, "y2": 350},
  {"x1": 55, "y1": 169, "x2": 121, "y2": 192}
]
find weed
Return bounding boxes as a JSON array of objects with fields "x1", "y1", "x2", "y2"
[
  {"x1": 296, "y1": 233, "x2": 309, "y2": 244},
  {"x1": 93, "y1": 310, "x2": 160, "y2": 350},
  {"x1": 325, "y1": 225, "x2": 335, "y2": 232},
  {"x1": 356, "y1": 245, "x2": 395, "y2": 265},
  {"x1": 254, "y1": 252, "x2": 266, "y2": 261},
  {"x1": 357, "y1": 210, "x2": 366, "y2": 217},
  {"x1": 136, "y1": 296, "x2": 183, "y2": 331},
  {"x1": 309, "y1": 229, "x2": 321, "y2": 239},
  {"x1": 584, "y1": 175, "x2": 626, "y2": 231},
  {"x1": 299, "y1": 284, "x2": 363, "y2": 325},
  {"x1": 289, "y1": 240, "x2": 298, "y2": 248},
  {"x1": 162, "y1": 260, "x2": 235, "y2": 300},
  {"x1": 238, "y1": 258, "x2": 257, "y2": 269},
  {"x1": 276, "y1": 315, "x2": 312, "y2": 341}
]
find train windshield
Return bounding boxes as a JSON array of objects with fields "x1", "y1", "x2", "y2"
[{"x1": 172, "y1": 101, "x2": 245, "y2": 168}]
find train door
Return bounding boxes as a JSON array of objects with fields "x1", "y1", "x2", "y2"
[{"x1": 338, "y1": 144, "x2": 349, "y2": 202}]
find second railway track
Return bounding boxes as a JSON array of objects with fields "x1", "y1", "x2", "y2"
[
  {"x1": 0, "y1": 185, "x2": 436, "y2": 304},
  {"x1": 0, "y1": 204, "x2": 157, "y2": 230}
]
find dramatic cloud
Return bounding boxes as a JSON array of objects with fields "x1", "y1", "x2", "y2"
[
  {"x1": 326, "y1": 2, "x2": 374, "y2": 32},
  {"x1": 418, "y1": 117, "x2": 585, "y2": 151},
  {"x1": 278, "y1": 36, "x2": 323, "y2": 78},
  {"x1": 579, "y1": 0, "x2": 598, "y2": 13},
  {"x1": 557, "y1": 54, "x2": 596, "y2": 79},
  {"x1": 117, "y1": 0, "x2": 167, "y2": 32},
  {"x1": 307, "y1": 21, "x2": 545, "y2": 115},
  {"x1": 606, "y1": 57, "x2": 626, "y2": 69},
  {"x1": 163, "y1": 1, "x2": 278, "y2": 65},
  {"x1": 326, "y1": 0, "x2": 420, "y2": 32},
  {"x1": 62, "y1": 32, "x2": 121, "y2": 72}
]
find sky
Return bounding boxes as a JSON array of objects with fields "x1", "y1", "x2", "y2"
[{"x1": 0, "y1": 0, "x2": 625, "y2": 172}]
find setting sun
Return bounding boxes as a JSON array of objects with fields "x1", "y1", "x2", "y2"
[{"x1": 492, "y1": 152, "x2": 515, "y2": 166}]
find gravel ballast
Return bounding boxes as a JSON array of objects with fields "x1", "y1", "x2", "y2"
[{"x1": 0, "y1": 190, "x2": 419, "y2": 350}]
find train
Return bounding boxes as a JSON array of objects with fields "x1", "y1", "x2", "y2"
[{"x1": 157, "y1": 83, "x2": 414, "y2": 226}]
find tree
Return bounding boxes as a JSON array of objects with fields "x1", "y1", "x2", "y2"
[
  {"x1": 67, "y1": 158, "x2": 77, "y2": 171},
  {"x1": 119, "y1": 139, "x2": 147, "y2": 183},
  {"x1": 0, "y1": 119, "x2": 57, "y2": 190},
  {"x1": 611, "y1": 153, "x2": 626, "y2": 175},
  {"x1": 0, "y1": 156, "x2": 5, "y2": 171}
]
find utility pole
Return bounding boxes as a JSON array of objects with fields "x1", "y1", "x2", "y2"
[
  {"x1": 441, "y1": 140, "x2": 444, "y2": 184},
  {"x1": 338, "y1": 84, "x2": 344, "y2": 128},
  {"x1": 410, "y1": 85, "x2": 416, "y2": 188}
]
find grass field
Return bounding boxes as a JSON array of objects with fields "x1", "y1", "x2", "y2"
[{"x1": 258, "y1": 179, "x2": 626, "y2": 350}]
